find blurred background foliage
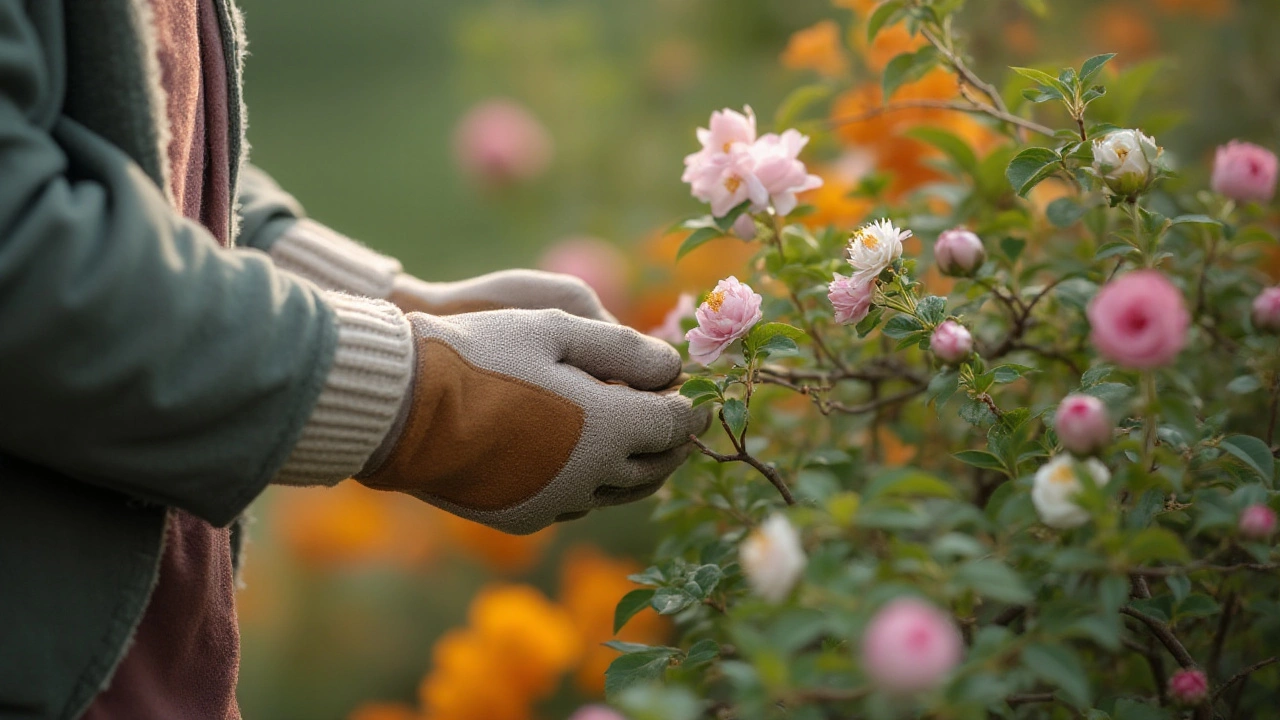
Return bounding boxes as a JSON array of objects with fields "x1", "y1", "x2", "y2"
[{"x1": 234, "y1": 0, "x2": 1279, "y2": 718}]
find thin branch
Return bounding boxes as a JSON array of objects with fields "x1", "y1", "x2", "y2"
[
  {"x1": 1121, "y1": 606, "x2": 1199, "y2": 669},
  {"x1": 691, "y1": 435, "x2": 795, "y2": 505},
  {"x1": 819, "y1": 385, "x2": 927, "y2": 416},
  {"x1": 920, "y1": 25, "x2": 1008, "y2": 115},
  {"x1": 1127, "y1": 562, "x2": 1279, "y2": 577},
  {"x1": 826, "y1": 98, "x2": 1054, "y2": 139},
  {"x1": 1212, "y1": 657, "x2": 1278, "y2": 701}
]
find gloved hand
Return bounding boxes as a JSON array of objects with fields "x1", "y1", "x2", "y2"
[
  {"x1": 389, "y1": 270, "x2": 617, "y2": 323},
  {"x1": 356, "y1": 308, "x2": 709, "y2": 534}
]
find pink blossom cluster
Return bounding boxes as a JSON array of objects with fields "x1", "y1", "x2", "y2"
[{"x1": 682, "y1": 107, "x2": 823, "y2": 217}]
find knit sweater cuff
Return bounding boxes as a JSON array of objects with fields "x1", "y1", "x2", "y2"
[
  {"x1": 275, "y1": 293, "x2": 414, "y2": 486},
  {"x1": 269, "y1": 218, "x2": 402, "y2": 299}
]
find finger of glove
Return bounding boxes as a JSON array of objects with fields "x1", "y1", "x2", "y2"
[
  {"x1": 553, "y1": 314, "x2": 681, "y2": 390},
  {"x1": 606, "y1": 386, "x2": 711, "y2": 454},
  {"x1": 593, "y1": 444, "x2": 692, "y2": 507},
  {"x1": 490, "y1": 270, "x2": 617, "y2": 323}
]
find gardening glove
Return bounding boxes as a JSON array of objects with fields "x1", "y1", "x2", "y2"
[
  {"x1": 356, "y1": 308, "x2": 710, "y2": 534},
  {"x1": 268, "y1": 218, "x2": 616, "y2": 321}
]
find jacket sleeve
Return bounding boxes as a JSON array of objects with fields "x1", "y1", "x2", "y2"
[
  {"x1": 0, "y1": 5, "x2": 348, "y2": 526},
  {"x1": 235, "y1": 163, "x2": 306, "y2": 252}
]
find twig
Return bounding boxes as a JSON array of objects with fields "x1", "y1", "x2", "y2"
[
  {"x1": 1212, "y1": 657, "x2": 1278, "y2": 701},
  {"x1": 826, "y1": 98, "x2": 1054, "y2": 138},
  {"x1": 920, "y1": 25, "x2": 1009, "y2": 115},
  {"x1": 1121, "y1": 606, "x2": 1199, "y2": 669},
  {"x1": 691, "y1": 435, "x2": 795, "y2": 505},
  {"x1": 1127, "y1": 562, "x2": 1279, "y2": 577},
  {"x1": 820, "y1": 385, "x2": 927, "y2": 416}
]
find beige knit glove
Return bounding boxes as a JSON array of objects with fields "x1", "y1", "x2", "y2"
[
  {"x1": 356, "y1": 308, "x2": 710, "y2": 534},
  {"x1": 390, "y1": 271, "x2": 617, "y2": 323}
]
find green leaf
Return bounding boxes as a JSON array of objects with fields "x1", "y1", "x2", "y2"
[
  {"x1": 906, "y1": 126, "x2": 978, "y2": 176},
  {"x1": 1011, "y1": 66, "x2": 1071, "y2": 97},
  {"x1": 927, "y1": 369, "x2": 960, "y2": 409},
  {"x1": 1006, "y1": 147, "x2": 1061, "y2": 197},
  {"x1": 774, "y1": 85, "x2": 833, "y2": 132},
  {"x1": 714, "y1": 200, "x2": 753, "y2": 233},
  {"x1": 1126, "y1": 527, "x2": 1189, "y2": 564},
  {"x1": 679, "y1": 378, "x2": 719, "y2": 400},
  {"x1": 1047, "y1": 197, "x2": 1088, "y2": 227},
  {"x1": 866, "y1": 468, "x2": 958, "y2": 499},
  {"x1": 722, "y1": 399, "x2": 748, "y2": 439},
  {"x1": 955, "y1": 559, "x2": 1033, "y2": 603},
  {"x1": 1175, "y1": 594, "x2": 1220, "y2": 621},
  {"x1": 959, "y1": 398, "x2": 998, "y2": 427},
  {"x1": 1080, "y1": 364, "x2": 1113, "y2": 387},
  {"x1": 1227, "y1": 375, "x2": 1263, "y2": 394},
  {"x1": 990, "y1": 364, "x2": 1036, "y2": 384},
  {"x1": 1169, "y1": 214, "x2": 1221, "y2": 227},
  {"x1": 1083, "y1": 382, "x2": 1133, "y2": 406},
  {"x1": 676, "y1": 226, "x2": 724, "y2": 260},
  {"x1": 1112, "y1": 698, "x2": 1172, "y2": 720},
  {"x1": 1220, "y1": 435, "x2": 1275, "y2": 480},
  {"x1": 916, "y1": 295, "x2": 948, "y2": 325},
  {"x1": 883, "y1": 46, "x2": 938, "y2": 100},
  {"x1": 651, "y1": 587, "x2": 697, "y2": 615},
  {"x1": 866, "y1": 0, "x2": 906, "y2": 41},
  {"x1": 683, "y1": 639, "x2": 720, "y2": 666},
  {"x1": 747, "y1": 322, "x2": 808, "y2": 346},
  {"x1": 615, "y1": 589, "x2": 656, "y2": 633},
  {"x1": 855, "y1": 306, "x2": 884, "y2": 338},
  {"x1": 605, "y1": 649, "x2": 676, "y2": 697},
  {"x1": 755, "y1": 335, "x2": 798, "y2": 358},
  {"x1": 882, "y1": 314, "x2": 924, "y2": 339},
  {"x1": 1023, "y1": 644, "x2": 1091, "y2": 707},
  {"x1": 1095, "y1": 242, "x2": 1138, "y2": 261},
  {"x1": 688, "y1": 564, "x2": 723, "y2": 597},
  {"x1": 953, "y1": 449, "x2": 1007, "y2": 472},
  {"x1": 1079, "y1": 53, "x2": 1117, "y2": 84}
]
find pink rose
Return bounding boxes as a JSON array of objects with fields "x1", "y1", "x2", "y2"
[
  {"x1": 931, "y1": 321, "x2": 973, "y2": 364},
  {"x1": 1054, "y1": 394, "x2": 1113, "y2": 456},
  {"x1": 453, "y1": 99, "x2": 552, "y2": 185},
  {"x1": 1087, "y1": 270, "x2": 1189, "y2": 369},
  {"x1": 1168, "y1": 669, "x2": 1209, "y2": 705},
  {"x1": 537, "y1": 237, "x2": 629, "y2": 313},
  {"x1": 1239, "y1": 504, "x2": 1277, "y2": 539},
  {"x1": 1211, "y1": 141, "x2": 1277, "y2": 203},
  {"x1": 934, "y1": 228, "x2": 986, "y2": 277},
  {"x1": 861, "y1": 598, "x2": 963, "y2": 694},
  {"x1": 567, "y1": 705, "x2": 627, "y2": 720},
  {"x1": 749, "y1": 130, "x2": 824, "y2": 216},
  {"x1": 685, "y1": 276, "x2": 763, "y2": 365},
  {"x1": 649, "y1": 293, "x2": 697, "y2": 344},
  {"x1": 683, "y1": 147, "x2": 767, "y2": 218},
  {"x1": 828, "y1": 273, "x2": 875, "y2": 325},
  {"x1": 1252, "y1": 286, "x2": 1280, "y2": 332}
]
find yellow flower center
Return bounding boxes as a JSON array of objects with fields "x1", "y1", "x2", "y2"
[
  {"x1": 723, "y1": 142, "x2": 733, "y2": 153},
  {"x1": 705, "y1": 290, "x2": 726, "y2": 312},
  {"x1": 1049, "y1": 463, "x2": 1078, "y2": 485},
  {"x1": 1115, "y1": 146, "x2": 1129, "y2": 162},
  {"x1": 855, "y1": 230, "x2": 879, "y2": 251},
  {"x1": 723, "y1": 175, "x2": 742, "y2": 193}
]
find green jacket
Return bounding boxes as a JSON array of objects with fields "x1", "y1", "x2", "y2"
[{"x1": 0, "y1": 1, "x2": 333, "y2": 717}]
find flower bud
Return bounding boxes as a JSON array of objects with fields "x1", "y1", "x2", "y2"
[
  {"x1": 1031, "y1": 455, "x2": 1111, "y2": 529},
  {"x1": 1212, "y1": 140, "x2": 1277, "y2": 204},
  {"x1": 861, "y1": 598, "x2": 963, "y2": 694},
  {"x1": 732, "y1": 213, "x2": 757, "y2": 240},
  {"x1": 740, "y1": 514, "x2": 806, "y2": 603},
  {"x1": 1092, "y1": 129, "x2": 1162, "y2": 198},
  {"x1": 934, "y1": 228, "x2": 986, "y2": 277},
  {"x1": 930, "y1": 321, "x2": 973, "y2": 364},
  {"x1": 1054, "y1": 394, "x2": 1113, "y2": 456},
  {"x1": 1239, "y1": 504, "x2": 1277, "y2": 540},
  {"x1": 1168, "y1": 669, "x2": 1209, "y2": 705},
  {"x1": 1252, "y1": 286, "x2": 1280, "y2": 332}
]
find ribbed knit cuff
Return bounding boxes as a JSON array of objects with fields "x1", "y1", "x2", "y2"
[
  {"x1": 269, "y1": 218, "x2": 402, "y2": 299},
  {"x1": 275, "y1": 293, "x2": 414, "y2": 486}
]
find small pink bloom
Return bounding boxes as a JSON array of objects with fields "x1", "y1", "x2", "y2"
[
  {"x1": 1239, "y1": 504, "x2": 1277, "y2": 539},
  {"x1": 1087, "y1": 270, "x2": 1189, "y2": 369},
  {"x1": 1054, "y1": 394, "x2": 1113, "y2": 456},
  {"x1": 537, "y1": 237, "x2": 629, "y2": 312},
  {"x1": 649, "y1": 293, "x2": 697, "y2": 344},
  {"x1": 748, "y1": 130, "x2": 823, "y2": 216},
  {"x1": 934, "y1": 228, "x2": 986, "y2": 277},
  {"x1": 567, "y1": 706, "x2": 628, "y2": 720},
  {"x1": 732, "y1": 213, "x2": 757, "y2": 240},
  {"x1": 1252, "y1": 286, "x2": 1280, "y2": 332},
  {"x1": 1212, "y1": 141, "x2": 1278, "y2": 203},
  {"x1": 685, "y1": 276, "x2": 763, "y2": 365},
  {"x1": 828, "y1": 273, "x2": 875, "y2": 325},
  {"x1": 1168, "y1": 669, "x2": 1209, "y2": 705},
  {"x1": 861, "y1": 598, "x2": 963, "y2": 694},
  {"x1": 453, "y1": 99, "x2": 552, "y2": 185},
  {"x1": 931, "y1": 321, "x2": 973, "y2": 364},
  {"x1": 695, "y1": 106, "x2": 757, "y2": 157}
]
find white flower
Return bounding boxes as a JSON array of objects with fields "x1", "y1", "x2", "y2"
[
  {"x1": 740, "y1": 514, "x2": 806, "y2": 603},
  {"x1": 1031, "y1": 455, "x2": 1111, "y2": 529},
  {"x1": 1093, "y1": 129, "x2": 1161, "y2": 197},
  {"x1": 846, "y1": 218, "x2": 910, "y2": 283}
]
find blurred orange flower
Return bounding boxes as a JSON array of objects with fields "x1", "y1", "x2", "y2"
[
  {"x1": 273, "y1": 484, "x2": 439, "y2": 569},
  {"x1": 802, "y1": 155, "x2": 875, "y2": 230},
  {"x1": 439, "y1": 512, "x2": 557, "y2": 574},
  {"x1": 558, "y1": 546, "x2": 672, "y2": 695},
  {"x1": 468, "y1": 585, "x2": 584, "y2": 696},
  {"x1": 857, "y1": 23, "x2": 928, "y2": 73},
  {"x1": 781, "y1": 20, "x2": 848, "y2": 77},
  {"x1": 1086, "y1": 4, "x2": 1158, "y2": 61},
  {"x1": 419, "y1": 629, "x2": 532, "y2": 720},
  {"x1": 1001, "y1": 19, "x2": 1040, "y2": 60}
]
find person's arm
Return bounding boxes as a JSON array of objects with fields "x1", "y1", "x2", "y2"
[{"x1": 0, "y1": 3, "x2": 412, "y2": 526}]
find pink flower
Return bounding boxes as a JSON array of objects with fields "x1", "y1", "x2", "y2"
[
  {"x1": 694, "y1": 106, "x2": 757, "y2": 157},
  {"x1": 1253, "y1": 286, "x2": 1280, "y2": 332},
  {"x1": 453, "y1": 99, "x2": 552, "y2": 185},
  {"x1": 1239, "y1": 504, "x2": 1277, "y2": 539},
  {"x1": 931, "y1": 321, "x2": 973, "y2": 364},
  {"x1": 828, "y1": 273, "x2": 875, "y2": 325},
  {"x1": 934, "y1": 228, "x2": 986, "y2": 277},
  {"x1": 1168, "y1": 669, "x2": 1209, "y2": 705},
  {"x1": 861, "y1": 598, "x2": 963, "y2": 694},
  {"x1": 567, "y1": 706, "x2": 627, "y2": 720},
  {"x1": 1211, "y1": 141, "x2": 1277, "y2": 203},
  {"x1": 1054, "y1": 394, "x2": 1113, "y2": 456},
  {"x1": 537, "y1": 237, "x2": 629, "y2": 313},
  {"x1": 685, "y1": 276, "x2": 763, "y2": 365},
  {"x1": 749, "y1": 130, "x2": 824, "y2": 216},
  {"x1": 649, "y1": 293, "x2": 697, "y2": 344},
  {"x1": 683, "y1": 147, "x2": 767, "y2": 217},
  {"x1": 1087, "y1": 270, "x2": 1189, "y2": 369}
]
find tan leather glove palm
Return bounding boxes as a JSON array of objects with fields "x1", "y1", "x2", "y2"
[
  {"x1": 357, "y1": 309, "x2": 708, "y2": 534},
  {"x1": 390, "y1": 271, "x2": 616, "y2": 323}
]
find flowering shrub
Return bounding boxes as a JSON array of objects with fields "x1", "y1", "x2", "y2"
[{"x1": 605, "y1": 2, "x2": 1280, "y2": 718}]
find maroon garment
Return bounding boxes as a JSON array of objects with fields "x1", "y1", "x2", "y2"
[{"x1": 81, "y1": 1, "x2": 239, "y2": 718}]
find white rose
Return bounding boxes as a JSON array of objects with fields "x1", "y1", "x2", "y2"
[
  {"x1": 740, "y1": 514, "x2": 806, "y2": 603},
  {"x1": 1092, "y1": 129, "x2": 1161, "y2": 197},
  {"x1": 1031, "y1": 455, "x2": 1111, "y2": 529},
  {"x1": 846, "y1": 218, "x2": 911, "y2": 284}
]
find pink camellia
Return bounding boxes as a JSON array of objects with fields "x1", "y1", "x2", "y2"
[
  {"x1": 931, "y1": 321, "x2": 973, "y2": 364},
  {"x1": 861, "y1": 598, "x2": 963, "y2": 694},
  {"x1": 828, "y1": 273, "x2": 875, "y2": 326},
  {"x1": 1054, "y1": 394, "x2": 1113, "y2": 456},
  {"x1": 1087, "y1": 270, "x2": 1190, "y2": 369},
  {"x1": 748, "y1": 130, "x2": 824, "y2": 216},
  {"x1": 1168, "y1": 669, "x2": 1209, "y2": 705},
  {"x1": 685, "y1": 276, "x2": 763, "y2": 365},
  {"x1": 453, "y1": 99, "x2": 552, "y2": 185},
  {"x1": 649, "y1": 293, "x2": 697, "y2": 344},
  {"x1": 934, "y1": 228, "x2": 987, "y2": 277},
  {"x1": 1211, "y1": 141, "x2": 1278, "y2": 203},
  {"x1": 1239, "y1": 504, "x2": 1277, "y2": 539},
  {"x1": 537, "y1": 237, "x2": 629, "y2": 313},
  {"x1": 1252, "y1": 286, "x2": 1280, "y2": 332},
  {"x1": 567, "y1": 705, "x2": 627, "y2": 720}
]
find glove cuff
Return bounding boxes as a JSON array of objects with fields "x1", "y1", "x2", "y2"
[
  {"x1": 269, "y1": 219, "x2": 402, "y2": 298},
  {"x1": 275, "y1": 293, "x2": 414, "y2": 486}
]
